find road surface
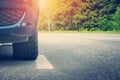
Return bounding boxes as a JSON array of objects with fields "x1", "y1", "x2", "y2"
[{"x1": 0, "y1": 33, "x2": 120, "y2": 80}]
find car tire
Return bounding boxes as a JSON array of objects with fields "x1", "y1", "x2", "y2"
[{"x1": 13, "y1": 30, "x2": 38, "y2": 60}]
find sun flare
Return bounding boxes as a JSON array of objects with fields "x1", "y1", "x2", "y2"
[{"x1": 39, "y1": 0, "x2": 49, "y2": 9}]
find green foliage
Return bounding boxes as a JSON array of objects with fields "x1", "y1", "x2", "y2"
[
  {"x1": 39, "y1": 0, "x2": 120, "y2": 32},
  {"x1": 112, "y1": 7, "x2": 120, "y2": 31}
]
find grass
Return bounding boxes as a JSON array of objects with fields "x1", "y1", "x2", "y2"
[{"x1": 39, "y1": 30, "x2": 120, "y2": 34}]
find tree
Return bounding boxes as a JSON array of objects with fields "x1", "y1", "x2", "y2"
[
  {"x1": 39, "y1": 0, "x2": 120, "y2": 31},
  {"x1": 112, "y1": 7, "x2": 120, "y2": 31}
]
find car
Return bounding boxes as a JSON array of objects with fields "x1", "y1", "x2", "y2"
[{"x1": 0, "y1": 0, "x2": 40, "y2": 60}]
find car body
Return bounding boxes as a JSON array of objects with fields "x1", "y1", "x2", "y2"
[{"x1": 0, "y1": 0, "x2": 40, "y2": 60}]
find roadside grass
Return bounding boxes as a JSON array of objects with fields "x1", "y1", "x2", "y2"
[{"x1": 39, "y1": 30, "x2": 120, "y2": 34}]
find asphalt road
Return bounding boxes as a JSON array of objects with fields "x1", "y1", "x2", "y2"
[{"x1": 0, "y1": 33, "x2": 120, "y2": 80}]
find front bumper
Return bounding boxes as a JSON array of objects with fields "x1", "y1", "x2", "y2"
[{"x1": 0, "y1": 26, "x2": 34, "y2": 43}]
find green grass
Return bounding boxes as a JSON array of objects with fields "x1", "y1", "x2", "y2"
[{"x1": 39, "y1": 30, "x2": 120, "y2": 34}]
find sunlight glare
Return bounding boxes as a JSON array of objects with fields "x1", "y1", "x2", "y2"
[{"x1": 39, "y1": 0, "x2": 49, "y2": 9}]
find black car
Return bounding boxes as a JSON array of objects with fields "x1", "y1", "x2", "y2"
[{"x1": 0, "y1": 0, "x2": 40, "y2": 60}]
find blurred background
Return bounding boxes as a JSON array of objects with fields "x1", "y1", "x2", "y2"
[{"x1": 38, "y1": 0, "x2": 120, "y2": 32}]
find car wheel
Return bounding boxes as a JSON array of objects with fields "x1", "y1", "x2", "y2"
[{"x1": 13, "y1": 30, "x2": 38, "y2": 60}]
